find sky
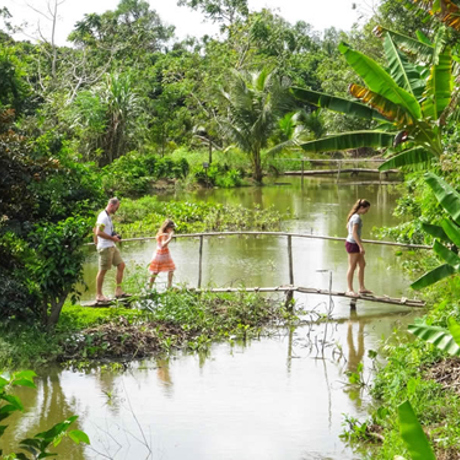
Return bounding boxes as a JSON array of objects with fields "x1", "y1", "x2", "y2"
[{"x1": 2, "y1": 0, "x2": 373, "y2": 45}]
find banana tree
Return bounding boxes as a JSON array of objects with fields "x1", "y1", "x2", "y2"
[
  {"x1": 292, "y1": 28, "x2": 455, "y2": 171},
  {"x1": 411, "y1": 172, "x2": 460, "y2": 289},
  {"x1": 408, "y1": 0, "x2": 460, "y2": 31},
  {"x1": 398, "y1": 400, "x2": 437, "y2": 460},
  {"x1": 408, "y1": 317, "x2": 460, "y2": 356}
]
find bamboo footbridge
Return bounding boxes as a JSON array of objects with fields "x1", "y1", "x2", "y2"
[
  {"x1": 277, "y1": 158, "x2": 401, "y2": 183},
  {"x1": 86, "y1": 231, "x2": 429, "y2": 309}
]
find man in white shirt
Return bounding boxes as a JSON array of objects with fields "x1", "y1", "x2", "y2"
[{"x1": 95, "y1": 197, "x2": 128, "y2": 301}]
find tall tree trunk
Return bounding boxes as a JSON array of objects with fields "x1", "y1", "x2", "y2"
[{"x1": 253, "y1": 149, "x2": 263, "y2": 184}]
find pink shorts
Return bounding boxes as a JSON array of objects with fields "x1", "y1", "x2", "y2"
[{"x1": 345, "y1": 241, "x2": 360, "y2": 254}]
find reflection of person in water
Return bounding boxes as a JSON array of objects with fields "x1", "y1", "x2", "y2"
[
  {"x1": 156, "y1": 357, "x2": 173, "y2": 397},
  {"x1": 347, "y1": 315, "x2": 365, "y2": 374},
  {"x1": 344, "y1": 313, "x2": 367, "y2": 408}
]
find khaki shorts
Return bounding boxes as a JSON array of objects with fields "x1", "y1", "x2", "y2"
[{"x1": 98, "y1": 246, "x2": 124, "y2": 271}]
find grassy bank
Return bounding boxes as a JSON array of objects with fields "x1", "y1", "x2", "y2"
[{"x1": 0, "y1": 290, "x2": 293, "y2": 370}]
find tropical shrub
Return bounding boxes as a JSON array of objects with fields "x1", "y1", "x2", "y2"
[
  {"x1": 114, "y1": 195, "x2": 286, "y2": 237},
  {"x1": 101, "y1": 151, "x2": 190, "y2": 196},
  {"x1": 0, "y1": 110, "x2": 103, "y2": 326}
]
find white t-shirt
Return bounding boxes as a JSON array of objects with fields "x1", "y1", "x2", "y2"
[
  {"x1": 346, "y1": 214, "x2": 362, "y2": 244},
  {"x1": 96, "y1": 210, "x2": 114, "y2": 250}
]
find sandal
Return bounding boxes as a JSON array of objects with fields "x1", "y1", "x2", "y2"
[
  {"x1": 115, "y1": 292, "x2": 132, "y2": 299},
  {"x1": 359, "y1": 289, "x2": 374, "y2": 295},
  {"x1": 96, "y1": 296, "x2": 112, "y2": 303}
]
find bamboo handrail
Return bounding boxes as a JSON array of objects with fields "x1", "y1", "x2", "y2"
[{"x1": 87, "y1": 231, "x2": 431, "y2": 250}]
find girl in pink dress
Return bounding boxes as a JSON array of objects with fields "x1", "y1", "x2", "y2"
[{"x1": 148, "y1": 219, "x2": 176, "y2": 289}]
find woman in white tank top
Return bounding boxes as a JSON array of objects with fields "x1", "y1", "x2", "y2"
[{"x1": 345, "y1": 199, "x2": 372, "y2": 297}]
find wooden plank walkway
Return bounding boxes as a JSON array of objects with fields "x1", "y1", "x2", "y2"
[
  {"x1": 191, "y1": 286, "x2": 425, "y2": 308},
  {"x1": 80, "y1": 286, "x2": 425, "y2": 309}
]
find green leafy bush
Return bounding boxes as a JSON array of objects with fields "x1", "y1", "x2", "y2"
[
  {"x1": 101, "y1": 151, "x2": 189, "y2": 196},
  {"x1": 114, "y1": 195, "x2": 286, "y2": 237}
]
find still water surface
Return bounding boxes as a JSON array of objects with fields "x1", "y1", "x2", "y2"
[{"x1": 4, "y1": 177, "x2": 422, "y2": 459}]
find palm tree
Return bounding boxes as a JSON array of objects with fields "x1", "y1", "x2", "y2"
[
  {"x1": 291, "y1": 28, "x2": 455, "y2": 172},
  {"x1": 220, "y1": 68, "x2": 298, "y2": 183}
]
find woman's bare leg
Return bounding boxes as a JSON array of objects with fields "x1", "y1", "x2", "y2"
[
  {"x1": 167, "y1": 271, "x2": 174, "y2": 289},
  {"x1": 347, "y1": 253, "x2": 360, "y2": 296},
  {"x1": 358, "y1": 255, "x2": 372, "y2": 293},
  {"x1": 149, "y1": 273, "x2": 158, "y2": 289}
]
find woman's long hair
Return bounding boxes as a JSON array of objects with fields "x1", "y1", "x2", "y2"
[
  {"x1": 157, "y1": 219, "x2": 175, "y2": 236},
  {"x1": 346, "y1": 199, "x2": 371, "y2": 225}
]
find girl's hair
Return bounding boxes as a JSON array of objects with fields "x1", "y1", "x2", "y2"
[
  {"x1": 158, "y1": 219, "x2": 176, "y2": 235},
  {"x1": 346, "y1": 199, "x2": 371, "y2": 223}
]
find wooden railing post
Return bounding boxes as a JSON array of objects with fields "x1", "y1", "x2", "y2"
[{"x1": 198, "y1": 235, "x2": 204, "y2": 288}]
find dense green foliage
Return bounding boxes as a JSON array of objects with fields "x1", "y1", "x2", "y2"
[{"x1": 113, "y1": 195, "x2": 286, "y2": 237}]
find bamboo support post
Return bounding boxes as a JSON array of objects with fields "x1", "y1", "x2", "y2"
[
  {"x1": 287, "y1": 235, "x2": 294, "y2": 285},
  {"x1": 301, "y1": 158, "x2": 305, "y2": 186},
  {"x1": 198, "y1": 235, "x2": 204, "y2": 288},
  {"x1": 336, "y1": 160, "x2": 341, "y2": 183},
  {"x1": 285, "y1": 235, "x2": 294, "y2": 311}
]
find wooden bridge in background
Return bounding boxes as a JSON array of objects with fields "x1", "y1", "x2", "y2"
[
  {"x1": 276, "y1": 158, "x2": 401, "y2": 183},
  {"x1": 85, "y1": 231, "x2": 429, "y2": 309}
]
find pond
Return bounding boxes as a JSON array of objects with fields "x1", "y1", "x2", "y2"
[{"x1": 3, "y1": 176, "x2": 422, "y2": 460}]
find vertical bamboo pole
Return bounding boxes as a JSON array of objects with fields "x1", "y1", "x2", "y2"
[
  {"x1": 336, "y1": 160, "x2": 341, "y2": 183},
  {"x1": 288, "y1": 235, "x2": 294, "y2": 285},
  {"x1": 198, "y1": 235, "x2": 204, "y2": 288},
  {"x1": 301, "y1": 158, "x2": 305, "y2": 186},
  {"x1": 285, "y1": 235, "x2": 294, "y2": 311}
]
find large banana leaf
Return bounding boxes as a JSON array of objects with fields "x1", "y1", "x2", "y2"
[
  {"x1": 433, "y1": 240, "x2": 460, "y2": 268},
  {"x1": 411, "y1": 263, "x2": 456, "y2": 289},
  {"x1": 441, "y1": 218, "x2": 460, "y2": 247},
  {"x1": 339, "y1": 42, "x2": 422, "y2": 120},
  {"x1": 383, "y1": 34, "x2": 425, "y2": 99},
  {"x1": 448, "y1": 317, "x2": 460, "y2": 347},
  {"x1": 425, "y1": 172, "x2": 460, "y2": 225},
  {"x1": 374, "y1": 26, "x2": 434, "y2": 61},
  {"x1": 290, "y1": 88, "x2": 388, "y2": 121},
  {"x1": 299, "y1": 131, "x2": 395, "y2": 153},
  {"x1": 416, "y1": 29, "x2": 433, "y2": 46},
  {"x1": 398, "y1": 400, "x2": 436, "y2": 460},
  {"x1": 379, "y1": 147, "x2": 432, "y2": 171},
  {"x1": 422, "y1": 46, "x2": 452, "y2": 119},
  {"x1": 349, "y1": 84, "x2": 415, "y2": 125},
  {"x1": 408, "y1": 321, "x2": 460, "y2": 355},
  {"x1": 421, "y1": 222, "x2": 450, "y2": 242}
]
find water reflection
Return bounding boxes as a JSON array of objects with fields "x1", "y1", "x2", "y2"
[
  {"x1": 2, "y1": 369, "x2": 85, "y2": 459},
  {"x1": 155, "y1": 357, "x2": 173, "y2": 398},
  {"x1": 347, "y1": 311, "x2": 365, "y2": 375}
]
